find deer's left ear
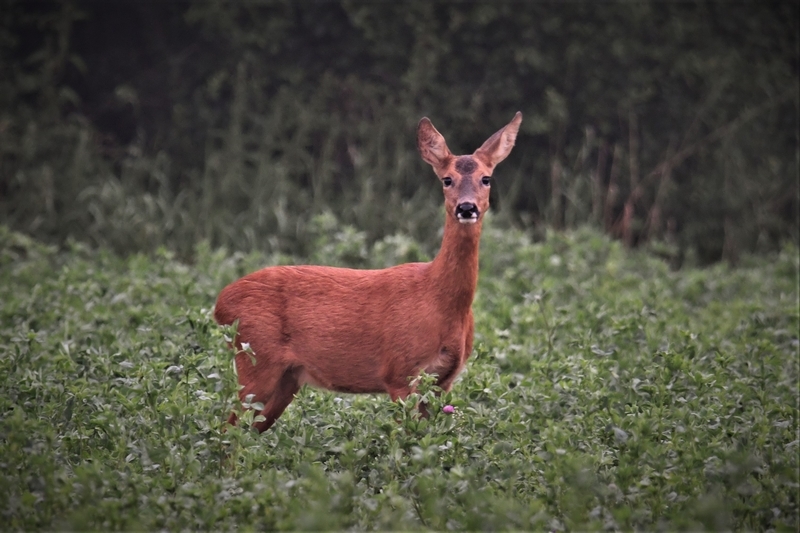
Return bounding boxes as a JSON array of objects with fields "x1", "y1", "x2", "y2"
[{"x1": 474, "y1": 112, "x2": 522, "y2": 168}]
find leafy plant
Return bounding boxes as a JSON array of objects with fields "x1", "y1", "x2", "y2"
[{"x1": 0, "y1": 223, "x2": 797, "y2": 530}]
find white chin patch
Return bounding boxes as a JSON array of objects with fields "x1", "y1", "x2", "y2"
[{"x1": 457, "y1": 217, "x2": 478, "y2": 225}]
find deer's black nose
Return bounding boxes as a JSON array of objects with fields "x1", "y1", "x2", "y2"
[{"x1": 455, "y1": 202, "x2": 479, "y2": 220}]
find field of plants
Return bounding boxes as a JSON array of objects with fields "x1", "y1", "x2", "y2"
[{"x1": 1, "y1": 220, "x2": 797, "y2": 530}]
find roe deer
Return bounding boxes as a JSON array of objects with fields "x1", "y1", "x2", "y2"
[{"x1": 214, "y1": 112, "x2": 522, "y2": 432}]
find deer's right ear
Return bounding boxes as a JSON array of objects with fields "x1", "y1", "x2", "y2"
[{"x1": 417, "y1": 118, "x2": 453, "y2": 169}]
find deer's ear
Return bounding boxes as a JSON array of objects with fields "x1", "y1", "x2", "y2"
[
  {"x1": 474, "y1": 112, "x2": 522, "y2": 168},
  {"x1": 417, "y1": 118, "x2": 453, "y2": 169}
]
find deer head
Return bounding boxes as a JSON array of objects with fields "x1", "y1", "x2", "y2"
[{"x1": 417, "y1": 112, "x2": 522, "y2": 224}]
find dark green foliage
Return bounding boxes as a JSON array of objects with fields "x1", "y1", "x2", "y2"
[
  {"x1": 0, "y1": 1, "x2": 797, "y2": 262},
  {"x1": 1, "y1": 223, "x2": 797, "y2": 530}
]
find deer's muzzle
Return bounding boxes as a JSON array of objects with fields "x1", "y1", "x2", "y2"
[{"x1": 455, "y1": 202, "x2": 479, "y2": 223}]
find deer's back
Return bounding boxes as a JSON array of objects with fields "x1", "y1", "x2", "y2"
[{"x1": 214, "y1": 262, "x2": 434, "y2": 326}]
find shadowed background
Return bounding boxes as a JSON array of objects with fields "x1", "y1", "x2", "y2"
[{"x1": 1, "y1": 0, "x2": 797, "y2": 265}]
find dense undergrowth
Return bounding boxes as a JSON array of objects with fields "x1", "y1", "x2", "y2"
[
  {"x1": 2, "y1": 2, "x2": 797, "y2": 263},
  {"x1": 0, "y1": 221, "x2": 798, "y2": 530}
]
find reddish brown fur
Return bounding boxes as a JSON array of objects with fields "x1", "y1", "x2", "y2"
[{"x1": 215, "y1": 112, "x2": 522, "y2": 432}]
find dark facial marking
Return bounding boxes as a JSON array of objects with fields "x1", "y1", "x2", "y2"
[{"x1": 455, "y1": 157, "x2": 477, "y2": 176}]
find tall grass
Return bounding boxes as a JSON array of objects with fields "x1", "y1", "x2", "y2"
[
  {"x1": 1, "y1": 2, "x2": 796, "y2": 263},
  {"x1": 7, "y1": 93, "x2": 794, "y2": 266},
  {"x1": 2, "y1": 85, "x2": 454, "y2": 259}
]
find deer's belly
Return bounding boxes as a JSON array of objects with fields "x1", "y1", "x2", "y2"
[{"x1": 297, "y1": 366, "x2": 385, "y2": 394}]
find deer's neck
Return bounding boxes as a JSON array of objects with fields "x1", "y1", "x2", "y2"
[{"x1": 429, "y1": 215, "x2": 482, "y2": 313}]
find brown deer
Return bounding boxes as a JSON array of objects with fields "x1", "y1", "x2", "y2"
[{"x1": 214, "y1": 112, "x2": 522, "y2": 432}]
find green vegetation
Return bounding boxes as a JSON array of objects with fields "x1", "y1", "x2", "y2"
[
  {"x1": 2, "y1": 223, "x2": 797, "y2": 530},
  {"x1": 1, "y1": 2, "x2": 797, "y2": 263},
  {"x1": 1, "y1": 3, "x2": 796, "y2": 528}
]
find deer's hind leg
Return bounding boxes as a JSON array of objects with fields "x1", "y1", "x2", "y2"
[
  {"x1": 230, "y1": 345, "x2": 301, "y2": 432},
  {"x1": 250, "y1": 366, "x2": 301, "y2": 433}
]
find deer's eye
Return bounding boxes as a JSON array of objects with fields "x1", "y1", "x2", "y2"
[
  {"x1": 481, "y1": 176, "x2": 491, "y2": 186},
  {"x1": 442, "y1": 177, "x2": 453, "y2": 187}
]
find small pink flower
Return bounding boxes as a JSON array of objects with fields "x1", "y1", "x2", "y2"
[{"x1": 442, "y1": 405, "x2": 455, "y2": 414}]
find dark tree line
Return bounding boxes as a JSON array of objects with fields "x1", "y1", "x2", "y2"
[{"x1": 1, "y1": 0, "x2": 797, "y2": 264}]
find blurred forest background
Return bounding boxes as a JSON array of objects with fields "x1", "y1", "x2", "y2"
[{"x1": 1, "y1": 0, "x2": 797, "y2": 266}]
